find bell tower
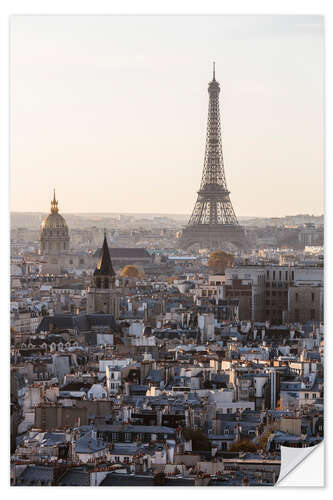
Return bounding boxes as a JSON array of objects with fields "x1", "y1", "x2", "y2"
[{"x1": 87, "y1": 233, "x2": 120, "y2": 318}]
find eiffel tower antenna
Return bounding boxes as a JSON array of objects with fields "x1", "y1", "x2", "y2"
[{"x1": 180, "y1": 66, "x2": 245, "y2": 250}]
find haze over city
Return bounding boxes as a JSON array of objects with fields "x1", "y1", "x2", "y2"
[
  {"x1": 9, "y1": 14, "x2": 325, "y2": 487},
  {"x1": 11, "y1": 15, "x2": 323, "y2": 217}
]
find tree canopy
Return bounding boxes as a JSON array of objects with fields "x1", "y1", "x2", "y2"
[
  {"x1": 207, "y1": 251, "x2": 234, "y2": 274},
  {"x1": 182, "y1": 428, "x2": 211, "y2": 451},
  {"x1": 167, "y1": 276, "x2": 178, "y2": 284},
  {"x1": 120, "y1": 265, "x2": 142, "y2": 278},
  {"x1": 228, "y1": 439, "x2": 257, "y2": 453}
]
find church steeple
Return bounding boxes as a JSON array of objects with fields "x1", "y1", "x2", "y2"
[
  {"x1": 87, "y1": 231, "x2": 119, "y2": 317},
  {"x1": 93, "y1": 232, "x2": 115, "y2": 285}
]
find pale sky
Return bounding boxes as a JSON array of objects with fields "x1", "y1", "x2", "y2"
[{"x1": 10, "y1": 15, "x2": 324, "y2": 217}]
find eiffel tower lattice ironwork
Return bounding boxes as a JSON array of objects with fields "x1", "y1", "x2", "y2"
[{"x1": 180, "y1": 64, "x2": 245, "y2": 249}]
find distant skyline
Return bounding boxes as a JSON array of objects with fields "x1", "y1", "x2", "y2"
[
  {"x1": 10, "y1": 210, "x2": 324, "y2": 219},
  {"x1": 11, "y1": 15, "x2": 324, "y2": 217}
]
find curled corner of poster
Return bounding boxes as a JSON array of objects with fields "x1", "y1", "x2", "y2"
[{"x1": 276, "y1": 441, "x2": 324, "y2": 487}]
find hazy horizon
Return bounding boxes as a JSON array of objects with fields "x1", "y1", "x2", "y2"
[
  {"x1": 11, "y1": 15, "x2": 324, "y2": 216},
  {"x1": 10, "y1": 209, "x2": 324, "y2": 219}
]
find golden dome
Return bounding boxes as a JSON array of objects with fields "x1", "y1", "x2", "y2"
[
  {"x1": 41, "y1": 189, "x2": 68, "y2": 231},
  {"x1": 41, "y1": 211, "x2": 68, "y2": 230}
]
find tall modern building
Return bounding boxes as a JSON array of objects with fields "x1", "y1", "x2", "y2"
[{"x1": 179, "y1": 65, "x2": 245, "y2": 250}]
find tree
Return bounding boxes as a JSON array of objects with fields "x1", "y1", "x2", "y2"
[
  {"x1": 153, "y1": 471, "x2": 166, "y2": 486},
  {"x1": 120, "y1": 265, "x2": 142, "y2": 278},
  {"x1": 182, "y1": 428, "x2": 211, "y2": 451},
  {"x1": 167, "y1": 276, "x2": 178, "y2": 284},
  {"x1": 257, "y1": 431, "x2": 271, "y2": 452},
  {"x1": 41, "y1": 305, "x2": 49, "y2": 316},
  {"x1": 228, "y1": 439, "x2": 257, "y2": 453},
  {"x1": 207, "y1": 251, "x2": 234, "y2": 274}
]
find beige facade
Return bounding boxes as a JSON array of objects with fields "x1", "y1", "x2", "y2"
[
  {"x1": 34, "y1": 404, "x2": 88, "y2": 430},
  {"x1": 288, "y1": 285, "x2": 323, "y2": 322},
  {"x1": 87, "y1": 287, "x2": 120, "y2": 319},
  {"x1": 279, "y1": 416, "x2": 302, "y2": 436}
]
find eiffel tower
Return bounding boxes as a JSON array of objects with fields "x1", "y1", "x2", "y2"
[{"x1": 179, "y1": 64, "x2": 245, "y2": 250}]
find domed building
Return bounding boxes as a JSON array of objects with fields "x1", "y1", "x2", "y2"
[
  {"x1": 39, "y1": 190, "x2": 70, "y2": 273},
  {"x1": 38, "y1": 190, "x2": 153, "y2": 276},
  {"x1": 40, "y1": 190, "x2": 70, "y2": 255}
]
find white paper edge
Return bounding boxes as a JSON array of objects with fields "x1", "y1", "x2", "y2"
[{"x1": 276, "y1": 441, "x2": 324, "y2": 487}]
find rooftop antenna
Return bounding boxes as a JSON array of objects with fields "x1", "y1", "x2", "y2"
[{"x1": 213, "y1": 61, "x2": 216, "y2": 80}]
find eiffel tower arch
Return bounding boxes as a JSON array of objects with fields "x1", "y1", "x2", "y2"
[{"x1": 179, "y1": 64, "x2": 245, "y2": 250}]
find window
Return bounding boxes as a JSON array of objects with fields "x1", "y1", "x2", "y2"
[
  {"x1": 305, "y1": 393, "x2": 309, "y2": 399},
  {"x1": 312, "y1": 393, "x2": 316, "y2": 399},
  {"x1": 279, "y1": 271, "x2": 282, "y2": 280},
  {"x1": 292, "y1": 271, "x2": 294, "y2": 280},
  {"x1": 266, "y1": 270, "x2": 269, "y2": 279},
  {"x1": 311, "y1": 293, "x2": 315, "y2": 302},
  {"x1": 295, "y1": 293, "x2": 298, "y2": 302},
  {"x1": 273, "y1": 271, "x2": 276, "y2": 280}
]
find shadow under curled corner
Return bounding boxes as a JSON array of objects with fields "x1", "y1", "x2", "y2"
[{"x1": 276, "y1": 441, "x2": 324, "y2": 487}]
